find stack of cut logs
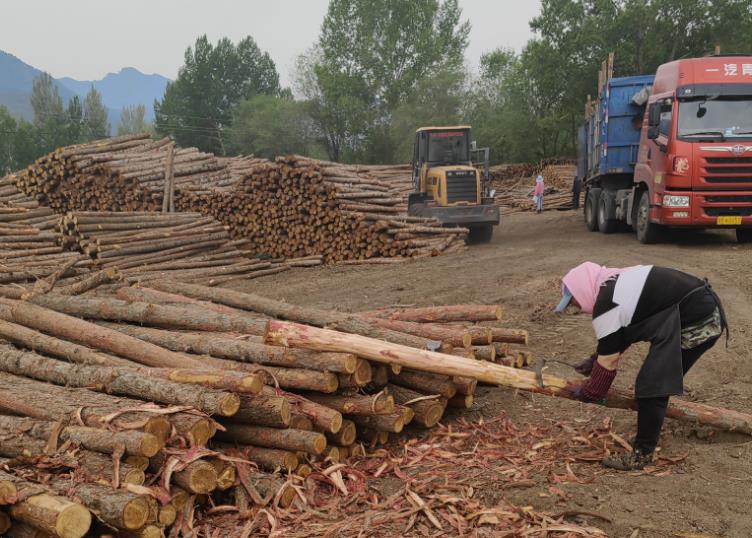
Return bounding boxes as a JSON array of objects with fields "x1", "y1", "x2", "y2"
[
  {"x1": 179, "y1": 156, "x2": 466, "y2": 263},
  {"x1": 57, "y1": 211, "x2": 319, "y2": 286},
  {"x1": 489, "y1": 160, "x2": 577, "y2": 214},
  {"x1": 0, "y1": 279, "x2": 533, "y2": 537},
  {"x1": 13, "y1": 137, "x2": 466, "y2": 263}
]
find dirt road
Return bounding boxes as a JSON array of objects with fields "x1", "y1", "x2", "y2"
[{"x1": 231, "y1": 210, "x2": 752, "y2": 537}]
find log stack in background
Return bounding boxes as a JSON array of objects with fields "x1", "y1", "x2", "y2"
[
  {"x1": 0, "y1": 277, "x2": 533, "y2": 536},
  {"x1": 12, "y1": 136, "x2": 467, "y2": 264},
  {"x1": 488, "y1": 159, "x2": 577, "y2": 214},
  {"x1": 179, "y1": 155, "x2": 466, "y2": 263}
]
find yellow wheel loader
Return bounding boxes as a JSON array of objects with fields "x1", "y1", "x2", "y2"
[{"x1": 408, "y1": 126, "x2": 499, "y2": 243}]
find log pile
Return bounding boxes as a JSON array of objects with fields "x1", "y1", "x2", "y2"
[
  {"x1": 178, "y1": 156, "x2": 466, "y2": 263},
  {"x1": 488, "y1": 159, "x2": 577, "y2": 214},
  {"x1": 12, "y1": 137, "x2": 466, "y2": 264},
  {"x1": 57, "y1": 210, "x2": 316, "y2": 285},
  {"x1": 0, "y1": 281, "x2": 748, "y2": 535},
  {"x1": 0, "y1": 280, "x2": 537, "y2": 536}
]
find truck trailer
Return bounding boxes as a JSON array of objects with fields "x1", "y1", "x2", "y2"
[{"x1": 580, "y1": 55, "x2": 752, "y2": 243}]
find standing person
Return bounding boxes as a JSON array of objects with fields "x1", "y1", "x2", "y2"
[
  {"x1": 571, "y1": 174, "x2": 582, "y2": 209},
  {"x1": 554, "y1": 262, "x2": 727, "y2": 470},
  {"x1": 533, "y1": 175, "x2": 545, "y2": 213}
]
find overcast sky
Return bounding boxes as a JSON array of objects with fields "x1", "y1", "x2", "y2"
[{"x1": 0, "y1": 0, "x2": 541, "y2": 85}]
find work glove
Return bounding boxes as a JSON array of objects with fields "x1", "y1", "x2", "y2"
[{"x1": 574, "y1": 352, "x2": 598, "y2": 376}]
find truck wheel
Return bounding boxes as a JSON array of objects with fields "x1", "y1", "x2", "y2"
[
  {"x1": 468, "y1": 225, "x2": 493, "y2": 244},
  {"x1": 584, "y1": 188, "x2": 601, "y2": 232},
  {"x1": 597, "y1": 194, "x2": 617, "y2": 234},
  {"x1": 636, "y1": 191, "x2": 662, "y2": 244},
  {"x1": 737, "y1": 228, "x2": 752, "y2": 244}
]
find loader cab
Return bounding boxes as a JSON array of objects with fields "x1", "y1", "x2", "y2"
[{"x1": 411, "y1": 126, "x2": 478, "y2": 206}]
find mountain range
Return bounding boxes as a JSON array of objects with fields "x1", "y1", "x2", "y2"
[{"x1": 0, "y1": 49, "x2": 170, "y2": 132}]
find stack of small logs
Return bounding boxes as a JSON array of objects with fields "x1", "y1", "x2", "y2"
[
  {"x1": 0, "y1": 193, "x2": 97, "y2": 296},
  {"x1": 57, "y1": 211, "x2": 320, "y2": 286},
  {"x1": 179, "y1": 156, "x2": 467, "y2": 263},
  {"x1": 13, "y1": 137, "x2": 466, "y2": 263},
  {"x1": 0, "y1": 279, "x2": 531, "y2": 536},
  {"x1": 488, "y1": 159, "x2": 577, "y2": 214}
]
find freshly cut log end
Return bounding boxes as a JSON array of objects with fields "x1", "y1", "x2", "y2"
[
  {"x1": 175, "y1": 461, "x2": 218, "y2": 494},
  {"x1": 327, "y1": 419, "x2": 356, "y2": 446},
  {"x1": 173, "y1": 415, "x2": 214, "y2": 447},
  {"x1": 10, "y1": 493, "x2": 92, "y2": 538},
  {"x1": 210, "y1": 459, "x2": 236, "y2": 491},
  {"x1": 295, "y1": 464, "x2": 312, "y2": 478},
  {"x1": 158, "y1": 503, "x2": 177, "y2": 526},
  {"x1": 122, "y1": 496, "x2": 151, "y2": 530},
  {"x1": 353, "y1": 359, "x2": 372, "y2": 385},
  {"x1": 142, "y1": 418, "x2": 171, "y2": 447},
  {"x1": 122, "y1": 468, "x2": 146, "y2": 486},
  {"x1": 218, "y1": 393, "x2": 241, "y2": 416}
]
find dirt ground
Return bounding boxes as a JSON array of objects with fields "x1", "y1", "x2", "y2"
[{"x1": 229, "y1": 209, "x2": 752, "y2": 538}]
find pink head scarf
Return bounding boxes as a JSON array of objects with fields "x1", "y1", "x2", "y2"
[{"x1": 561, "y1": 262, "x2": 635, "y2": 314}]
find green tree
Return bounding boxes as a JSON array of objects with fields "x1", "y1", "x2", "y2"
[
  {"x1": 66, "y1": 95, "x2": 84, "y2": 144},
  {"x1": 30, "y1": 72, "x2": 68, "y2": 152},
  {"x1": 155, "y1": 35, "x2": 281, "y2": 154},
  {"x1": 298, "y1": 0, "x2": 470, "y2": 162},
  {"x1": 0, "y1": 106, "x2": 41, "y2": 172},
  {"x1": 117, "y1": 104, "x2": 149, "y2": 135},
  {"x1": 388, "y1": 67, "x2": 467, "y2": 163},
  {"x1": 227, "y1": 94, "x2": 313, "y2": 158},
  {"x1": 83, "y1": 86, "x2": 110, "y2": 140}
]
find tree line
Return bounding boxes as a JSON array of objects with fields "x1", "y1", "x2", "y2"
[{"x1": 3, "y1": 0, "x2": 752, "y2": 175}]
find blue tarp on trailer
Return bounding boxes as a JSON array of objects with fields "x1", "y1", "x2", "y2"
[{"x1": 585, "y1": 75, "x2": 655, "y2": 181}]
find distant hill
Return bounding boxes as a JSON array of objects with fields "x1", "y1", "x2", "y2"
[{"x1": 0, "y1": 49, "x2": 170, "y2": 132}]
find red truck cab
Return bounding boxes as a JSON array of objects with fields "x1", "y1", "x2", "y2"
[{"x1": 635, "y1": 56, "x2": 752, "y2": 243}]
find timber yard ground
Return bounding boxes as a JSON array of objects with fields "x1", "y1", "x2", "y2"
[{"x1": 232, "y1": 209, "x2": 752, "y2": 538}]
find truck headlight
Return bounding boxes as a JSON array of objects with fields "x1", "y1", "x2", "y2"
[{"x1": 663, "y1": 195, "x2": 690, "y2": 207}]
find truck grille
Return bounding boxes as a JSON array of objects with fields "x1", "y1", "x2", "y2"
[
  {"x1": 704, "y1": 207, "x2": 752, "y2": 217},
  {"x1": 704, "y1": 195, "x2": 752, "y2": 203},
  {"x1": 446, "y1": 175, "x2": 477, "y2": 203},
  {"x1": 702, "y1": 156, "x2": 752, "y2": 186}
]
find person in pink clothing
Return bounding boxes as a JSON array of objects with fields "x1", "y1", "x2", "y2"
[
  {"x1": 532, "y1": 175, "x2": 545, "y2": 213},
  {"x1": 554, "y1": 261, "x2": 727, "y2": 471}
]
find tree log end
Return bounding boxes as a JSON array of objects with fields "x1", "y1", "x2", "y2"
[
  {"x1": 312, "y1": 433, "x2": 328, "y2": 455},
  {"x1": 143, "y1": 417, "x2": 171, "y2": 446},
  {"x1": 158, "y1": 503, "x2": 177, "y2": 526},
  {"x1": 353, "y1": 359, "x2": 372, "y2": 385},
  {"x1": 182, "y1": 461, "x2": 218, "y2": 494},
  {"x1": 123, "y1": 468, "x2": 146, "y2": 486},
  {"x1": 219, "y1": 393, "x2": 241, "y2": 417},
  {"x1": 123, "y1": 496, "x2": 151, "y2": 530},
  {"x1": 139, "y1": 434, "x2": 161, "y2": 458}
]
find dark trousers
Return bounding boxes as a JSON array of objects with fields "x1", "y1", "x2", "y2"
[{"x1": 633, "y1": 336, "x2": 720, "y2": 453}]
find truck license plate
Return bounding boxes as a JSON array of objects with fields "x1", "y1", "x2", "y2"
[{"x1": 717, "y1": 216, "x2": 742, "y2": 225}]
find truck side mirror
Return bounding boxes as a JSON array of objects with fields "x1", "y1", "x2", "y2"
[{"x1": 648, "y1": 104, "x2": 661, "y2": 127}]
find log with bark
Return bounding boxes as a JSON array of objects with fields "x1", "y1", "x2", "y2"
[{"x1": 265, "y1": 320, "x2": 752, "y2": 435}]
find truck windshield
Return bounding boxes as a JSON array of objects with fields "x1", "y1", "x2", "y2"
[
  {"x1": 428, "y1": 132, "x2": 469, "y2": 163},
  {"x1": 678, "y1": 97, "x2": 752, "y2": 138}
]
